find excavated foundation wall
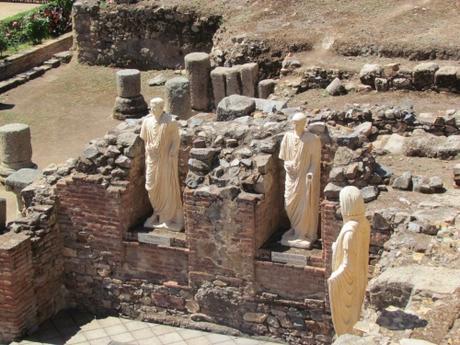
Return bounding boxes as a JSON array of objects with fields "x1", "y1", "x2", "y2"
[
  {"x1": 0, "y1": 117, "x2": 336, "y2": 344},
  {"x1": 72, "y1": 0, "x2": 221, "y2": 69}
]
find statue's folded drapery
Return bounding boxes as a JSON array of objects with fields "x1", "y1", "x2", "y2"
[
  {"x1": 328, "y1": 214, "x2": 370, "y2": 335},
  {"x1": 279, "y1": 131, "x2": 321, "y2": 241},
  {"x1": 140, "y1": 112, "x2": 182, "y2": 223}
]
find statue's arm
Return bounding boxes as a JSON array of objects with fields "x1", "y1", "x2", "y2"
[
  {"x1": 329, "y1": 230, "x2": 353, "y2": 282},
  {"x1": 307, "y1": 136, "x2": 321, "y2": 178},
  {"x1": 139, "y1": 119, "x2": 147, "y2": 141},
  {"x1": 168, "y1": 123, "x2": 180, "y2": 158}
]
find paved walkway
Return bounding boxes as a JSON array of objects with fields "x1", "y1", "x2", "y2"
[
  {"x1": 10, "y1": 309, "x2": 282, "y2": 345},
  {"x1": 0, "y1": 3, "x2": 40, "y2": 20}
]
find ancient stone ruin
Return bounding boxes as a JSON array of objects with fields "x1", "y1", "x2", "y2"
[{"x1": 0, "y1": 1, "x2": 459, "y2": 345}]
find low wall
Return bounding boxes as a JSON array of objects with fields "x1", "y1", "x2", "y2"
[
  {"x1": 72, "y1": 0, "x2": 221, "y2": 69},
  {"x1": 0, "y1": 32, "x2": 72, "y2": 82}
]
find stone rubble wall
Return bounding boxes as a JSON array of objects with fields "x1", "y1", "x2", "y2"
[
  {"x1": 72, "y1": 0, "x2": 221, "y2": 70},
  {"x1": 0, "y1": 111, "x2": 339, "y2": 344}
]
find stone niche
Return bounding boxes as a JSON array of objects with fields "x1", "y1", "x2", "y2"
[
  {"x1": 0, "y1": 112, "x2": 338, "y2": 345},
  {"x1": 72, "y1": 0, "x2": 221, "y2": 69}
]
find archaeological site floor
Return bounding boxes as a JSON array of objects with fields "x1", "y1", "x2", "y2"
[{"x1": 10, "y1": 309, "x2": 282, "y2": 345}]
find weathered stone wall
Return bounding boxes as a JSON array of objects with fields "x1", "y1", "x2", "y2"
[
  {"x1": 72, "y1": 0, "x2": 221, "y2": 69},
  {"x1": 0, "y1": 111, "x2": 343, "y2": 344}
]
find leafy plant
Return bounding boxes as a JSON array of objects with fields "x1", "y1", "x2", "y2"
[
  {"x1": 23, "y1": 15, "x2": 49, "y2": 44},
  {"x1": 0, "y1": 32, "x2": 7, "y2": 57}
]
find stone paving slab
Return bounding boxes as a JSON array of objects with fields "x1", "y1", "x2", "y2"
[{"x1": 10, "y1": 309, "x2": 283, "y2": 345}]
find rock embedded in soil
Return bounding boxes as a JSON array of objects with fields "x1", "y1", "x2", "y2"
[
  {"x1": 359, "y1": 64, "x2": 383, "y2": 87},
  {"x1": 216, "y1": 95, "x2": 256, "y2": 121},
  {"x1": 326, "y1": 77, "x2": 346, "y2": 96},
  {"x1": 413, "y1": 62, "x2": 439, "y2": 90}
]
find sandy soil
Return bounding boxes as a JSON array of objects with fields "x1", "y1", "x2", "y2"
[
  {"x1": 0, "y1": 59, "x2": 176, "y2": 220},
  {"x1": 367, "y1": 155, "x2": 460, "y2": 216},
  {"x1": 0, "y1": 3, "x2": 40, "y2": 20},
  {"x1": 288, "y1": 88, "x2": 460, "y2": 114},
  {"x1": 151, "y1": 0, "x2": 460, "y2": 59}
]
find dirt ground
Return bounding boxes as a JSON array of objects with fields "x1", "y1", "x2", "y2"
[
  {"x1": 288, "y1": 88, "x2": 460, "y2": 113},
  {"x1": 152, "y1": 0, "x2": 460, "y2": 59},
  {"x1": 367, "y1": 155, "x2": 460, "y2": 217},
  {"x1": 0, "y1": 59, "x2": 175, "y2": 220},
  {"x1": 0, "y1": 2, "x2": 40, "y2": 20}
]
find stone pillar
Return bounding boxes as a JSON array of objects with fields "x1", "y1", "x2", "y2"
[
  {"x1": 165, "y1": 77, "x2": 192, "y2": 119},
  {"x1": 225, "y1": 66, "x2": 241, "y2": 96},
  {"x1": 113, "y1": 69, "x2": 148, "y2": 120},
  {"x1": 0, "y1": 198, "x2": 5, "y2": 233},
  {"x1": 0, "y1": 123, "x2": 34, "y2": 181},
  {"x1": 184, "y1": 52, "x2": 211, "y2": 111},
  {"x1": 258, "y1": 79, "x2": 277, "y2": 99},
  {"x1": 210, "y1": 67, "x2": 230, "y2": 107},
  {"x1": 240, "y1": 63, "x2": 259, "y2": 97}
]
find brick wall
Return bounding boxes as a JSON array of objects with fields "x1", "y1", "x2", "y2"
[
  {"x1": 255, "y1": 260, "x2": 326, "y2": 300},
  {"x1": 123, "y1": 242, "x2": 189, "y2": 285},
  {"x1": 184, "y1": 186, "x2": 258, "y2": 285},
  {"x1": 0, "y1": 232, "x2": 36, "y2": 343}
]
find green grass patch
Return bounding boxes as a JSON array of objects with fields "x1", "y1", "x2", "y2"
[{"x1": 0, "y1": 0, "x2": 73, "y2": 58}]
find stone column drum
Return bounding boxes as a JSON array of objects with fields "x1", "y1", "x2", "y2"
[
  {"x1": 210, "y1": 67, "x2": 230, "y2": 106},
  {"x1": 0, "y1": 123, "x2": 35, "y2": 181},
  {"x1": 240, "y1": 62, "x2": 259, "y2": 97},
  {"x1": 165, "y1": 77, "x2": 192, "y2": 119},
  {"x1": 258, "y1": 79, "x2": 277, "y2": 99},
  {"x1": 184, "y1": 52, "x2": 211, "y2": 111},
  {"x1": 225, "y1": 66, "x2": 241, "y2": 96},
  {"x1": 113, "y1": 69, "x2": 148, "y2": 120}
]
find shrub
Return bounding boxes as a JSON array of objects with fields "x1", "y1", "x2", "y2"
[
  {"x1": 0, "y1": 0, "x2": 74, "y2": 55},
  {"x1": 23, "y1": 14, "x2": 49, "y2": 44},
  {"x1": 0, "y1": 33, "x2": 7, "y2": 57}
]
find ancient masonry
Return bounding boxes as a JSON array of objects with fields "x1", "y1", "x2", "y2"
[{"x1": 0, "y1": 94, "x2": 432, "y2": 343}]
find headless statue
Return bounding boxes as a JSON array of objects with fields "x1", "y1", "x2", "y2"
[
  {"x1": 328, "y1": 186, "x2": 371, "y2": 336},
  {"x1": 279, "y1": 112, "x2": 321, "y2": 249},
  {"x1": 140, "y1": 97, "x2": 184, "y2": 232}
]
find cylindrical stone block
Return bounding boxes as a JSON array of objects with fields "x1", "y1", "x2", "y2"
[
  {"x1": 240, "y1": 62, "x2": 259, "y2": 97},
  {"x1": 0, "y1": 124, "x2": 33, "y2": 176},
  {"x1": 116, "y1": 69, "x2": 141, "y2": 98},
  {"x1": 184, "y1": 52, "x2": 211, "y2": 111},
  {"x1": 165, "y1": 77, "x2": 192, "y2": 119},
  {"x1": 258, "y1": 79, "x2": 277, "y2": 99},
  {"x1": 210, "y1": 66, "x2": 230, "y2": 106},
  {"x1": 0, "y1": 198, "x2": 5, "y2": 233},
  {"x1": 225, "y1": 66, "x2": 241, "y2": 96}
]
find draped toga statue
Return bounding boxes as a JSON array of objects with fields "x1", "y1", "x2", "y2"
[
  {"x1": 279, "y1": 112, "x2": 321, "y2": 249},
  {"x1": 140, "y1": 97, "x2": 184, "y2": 232},
  {"x1": 328, "y1": 186, "x2": 371, "y2": 336}
]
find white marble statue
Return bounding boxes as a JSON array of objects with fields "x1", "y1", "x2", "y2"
[
  {"x1": 279, "y1": 112, "x2": 321, "y2": 249},
  {"x1": 328, "y1": 186, "x2": 371, "y2": 336},
  {"x1": 140, "y1": 97, "x2": 184, "y2": 232}
]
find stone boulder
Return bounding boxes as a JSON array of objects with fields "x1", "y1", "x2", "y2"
[
  {"x1": 369, "y1": 265, "x2": 460, "y2": 310},
  {"x1": 413, "y1": 62, "x2": 439, "y2": 90},
  {"x1": 216, "y1": 95, "x2": 256, "y2": 121},
  {"x1": 359, "y1": 64, "x2": 383, "y2": 87},
  {"x1": 434, "y1": 66, "x2": 458, "y2": 91},
  {"x1": 405, "y1": 129, "x2": 460, "y2": 159}
]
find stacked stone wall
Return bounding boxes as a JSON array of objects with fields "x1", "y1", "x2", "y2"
[{"x1": 72, "y1": 0, "x2": 221, "y2": 70}]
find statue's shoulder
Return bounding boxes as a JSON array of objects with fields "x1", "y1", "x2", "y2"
[
  {"x1": 342, "y1": 220, "x2": 359, "y2": 233},
  {"x1": 302, "y1": 130, "x2": 320, "y2": 143}
]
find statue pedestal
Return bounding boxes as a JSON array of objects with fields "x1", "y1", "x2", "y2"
[
  {"x1": 136, "y1": 227, "x2": 186, "y2": 248},
  {"x1": 280, "y1": 228, "x2": 314, "y2": 249},
  {"x1": 144, "y1": 214, "x2": 183, "y2": 232}
]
